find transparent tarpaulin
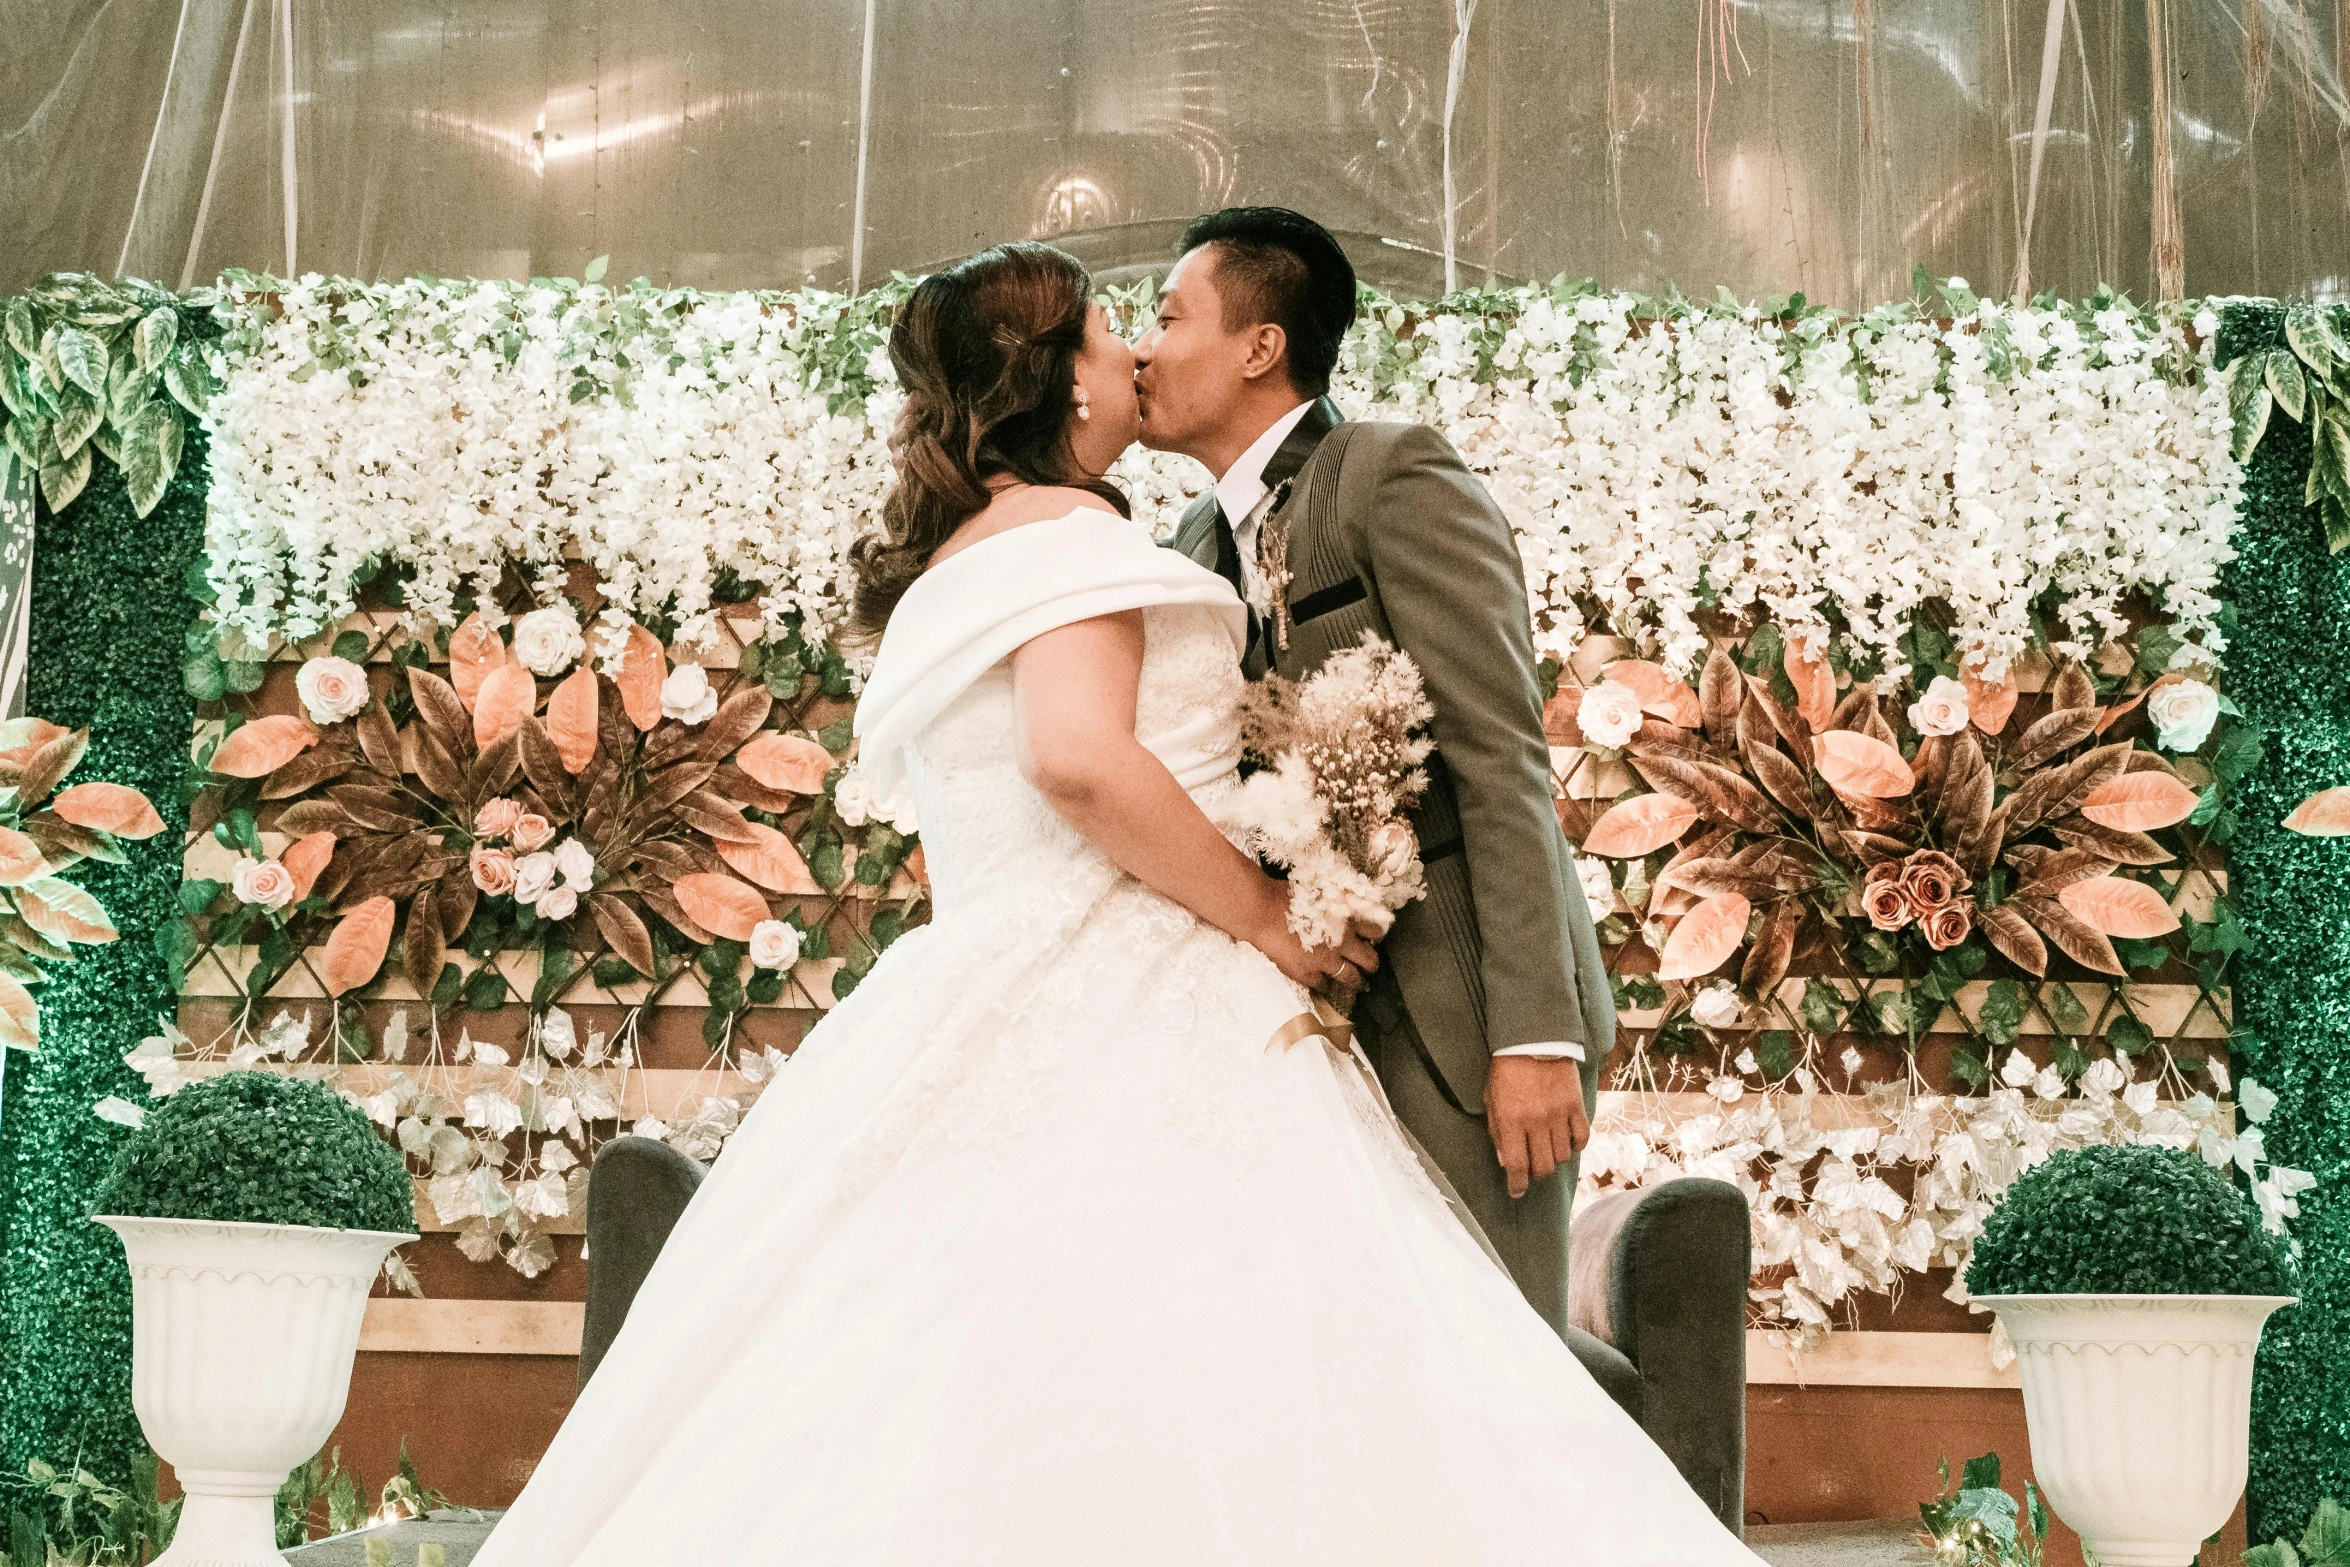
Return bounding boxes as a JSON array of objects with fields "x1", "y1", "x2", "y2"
[{"x1": 2, "y1": 0, "x2": 2346, "y2": 303}]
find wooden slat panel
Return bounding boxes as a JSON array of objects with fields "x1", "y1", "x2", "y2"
[
  {"x1": 359, "y1": 1299, "x2": 583, "y2": 1356},
  {"x1": 1746, "y1": 1329, "x2": 2017, "y2": 1390}
]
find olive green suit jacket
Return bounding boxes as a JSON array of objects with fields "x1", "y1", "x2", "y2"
[{"x1": 1170, "y1": 401, "x2": 1615, "y2": 1112}]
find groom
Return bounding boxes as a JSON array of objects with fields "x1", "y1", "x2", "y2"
[{"x1": 1134, "y1": 207, "x2": 1616, "y2": 1335}]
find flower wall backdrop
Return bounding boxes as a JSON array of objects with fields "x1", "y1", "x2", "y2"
[{"x1": 0, "y1": 263, "x2": 2338, "y2": 1539}]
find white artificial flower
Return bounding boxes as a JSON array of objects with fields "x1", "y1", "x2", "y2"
[
  {"x1": 512, "y1": 851, "x2": 557, "y2": 904},
  {"x1": 748, "y1": 919, "x2": 802, "y2": 971},
  {"x1": 2031, "y1": 1065, "x2": 2065, "y2": 1100},
  {"x1": 1706, "y1": 1075, "x2": 1745, "y2": 1104},
  {"x1": 231, "y1": 855, "x2": 296, "y2": 912},
  {"x1": 2123, "y1": 1079, "x2": 2159, "y2": 1116},
  {"x1": 2080, "y1": 1057, "x2": 2126, "y2": 1099},
  {"x1": 295, "y1": 654, "x2": 370, "y2": 724},
  {"x1": 93, "y1": 1095, "x2": 146, "y2": 1129},
  {"x1": 1690, "y1": 982, "x2": 1744, "y2": 1029},
  {"x1": 534, "y1": 883, "x2": 578, "y2": 921},
  {"x1": 551, "y1": 837, "x2": 596, "y2": 891},
  {"x1": 1733, "y1": 1046, "x2": 1760, "y2": 1074},
  {"x1": 2148, "y1": 678, "x2": 2221, "y2": 753},
  {"x1": 1840, "y1": 1046, "x2": 1864, "y2": 1076},
  {"x1": 1576, "y1": 680, "x2": 1643, "y2": 749},
  {"x1": 511, "y1": 604, "x2": 586, "y2": 676},
  {"x1": 539, "y1": 1007, "x2": 578, "y2": 1059},
  {"x1": 661, "y1": 663, "x2": 718, "y2": 725},
  {"x1": 2206, "y1": 1055, "x2": 2231, "y2": 1093},
  {"x1": 2241, "y1": 1077, "x2": 2279, "y2": 1124},
  {"x1": 1577, "y1": 857, "x2": 1615, "y2": 922},
  {"x1": 2000, "y1": 1049, "x2": 2037, "y2": 1088},
  {"x1": 1905, "y1": 675, "x2": 1970, "y2": 737}
]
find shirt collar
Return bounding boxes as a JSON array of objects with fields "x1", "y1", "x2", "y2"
[{"x1": 1212, "y1": 400, "x2": 1314, "y2": 526}]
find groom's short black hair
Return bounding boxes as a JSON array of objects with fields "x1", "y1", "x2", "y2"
[{"x1": 1177, "y1": 208, "x2": 1357, "y2": 398}]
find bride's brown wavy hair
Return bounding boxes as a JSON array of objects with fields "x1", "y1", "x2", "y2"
[{"x1": 848, "y1": 242, "x2": 1130, "y2": 640}]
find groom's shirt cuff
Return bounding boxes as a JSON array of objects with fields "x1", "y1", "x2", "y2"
[{"x1": 1493, "y1": 1040, "x2": 1585, "y2": 1062}]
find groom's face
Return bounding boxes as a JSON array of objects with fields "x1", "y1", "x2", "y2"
[{"x1": 1132, "y1": 247, "x2": 1259, "y2": 460}]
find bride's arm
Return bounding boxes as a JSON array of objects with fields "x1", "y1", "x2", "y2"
[{"x1": 1010, "y1": 611, "x2": 1379, "y2": 995}]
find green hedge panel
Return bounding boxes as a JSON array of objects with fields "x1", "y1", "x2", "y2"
[
  {"x1": 2219, "y1": 301, "x2": 2350, "y2": 1542},
  {"x1": 0, "y1": 432, "x2": 206, "y2": 1484}
]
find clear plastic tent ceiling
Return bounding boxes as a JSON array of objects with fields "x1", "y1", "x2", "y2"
[{"x1": 4, "y1": 0, "x2": 2346, "y2": 304}]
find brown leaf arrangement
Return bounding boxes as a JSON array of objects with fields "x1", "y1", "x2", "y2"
[
  {"x1": 190, "y1": 639, "x2": 882, "y2": 1005},
  {"x1": 0, "y1": 716, "x2": 165, "y2": 1049},
  {"x1": 1580, "y1": 640, "x2": 2218, "y2": 994}
]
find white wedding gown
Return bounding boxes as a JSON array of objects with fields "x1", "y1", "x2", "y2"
[{"x1": 471, "y1": 514, "x2": 1763, "y2": 1566}]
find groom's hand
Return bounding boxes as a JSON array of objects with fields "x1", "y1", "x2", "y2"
[{"x1": 1486, "y1": 1056, "x2": 1589, "y2": 1198}]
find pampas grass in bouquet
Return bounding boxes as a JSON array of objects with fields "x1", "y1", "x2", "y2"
[{"x1": 1236, "y1": 632, "x2": 1437, "y2": 951}]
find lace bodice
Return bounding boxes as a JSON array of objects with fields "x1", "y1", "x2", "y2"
[{"x1": 905, "y1": 603, "x2": 1249, "y2": 923}]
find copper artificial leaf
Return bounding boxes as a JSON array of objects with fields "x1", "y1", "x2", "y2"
[
  {"x1": 412, "y1": 727, "x2": 467, "y2": 802},
  {"x1": 211, "y1": 716, "x2": 317, "y2": 780},
  {"x1": 1741, "y1": 901, "x2": 1802, "y2": 996},
  {"x1": 547, "y1": 666, "x2": 600, "y2": 774},
  {"x1": 1812, "y1": 729, "x2": 1915, "y2": 799},
  {"x1": 2013, "y1": 894, "x2": 2123, "y2": 975},
  {"x1": 2079, "y1": 771, "x2": 2201, "y2": 832},
  {"x1": 404, "y1": 885, "x2": 445, "y2": 996},
  {"x1": 2007, "y1": 706, "x2": 2100, "y2": 771},
  {"x1": 699, "y1": 688, "x2": 775, "y2": 762},
  {"x1": 1784, "y1": 639, "x2": 1837, "y2": 732},
  {"x1": 712, "y1": 763, "x2": 799, "y2": 814},
  {"x1": 2048, "y1": 661, "x2": 2097, "y2": 715},
  {"x1": 1740, "y1": 674, "x2": 1813, "y2": 767},
  {"x1": 356, "y1": 699, "x2": 404, "y2": 777},
  {"x1": 406, "y1": 666, "x2": 476, "y2": 761},
  {"x1": 1580, "y1": 792, "x2": 1700, "y2": 858},
  {"x1": 638, "y1": 882, "x2": 716, "y2": 946},
  {"x1": 320, "y1": 896, "x2": 396, "y2": 996},
  {"x1": 1699, "y1": 646, "x2": 1742, "y2": 748},
  {"x1": 2057, "y1": 876, "x2": 2181, "y2": 939},
  {"x1": 1602, "y1": 659, "x2": 1704, "y2": 728},
  {"x1": 676, "y1": 789, "x2": 761, "y2": 845},
  {"x1": 714, "y1": 822, "x2": 823, "y2": 894},
  {"x1": 588, "y1": 892, "x2": 658, "y2": 978},
  {"x1": 472, "y1": 663, "x2": 538, "y2": 753},
  {"x1": 463, "y1": 730, "x2": 522, "y2": 801},
  {"x1": 50, "y1": 781, "x2": 165, "y2": 839},
  {"x1": 2015, "y1": 846, "x2": 2113, "y2": 896},
  {"x1": 1656, "y1": 891, "x2": 1751, "y2": 981},
  {"x1": 1977, "y1": 904, "x2": 2049, "y2": 976},
  {"x1": 2048, "y1": 820, "x2": 2175, "y2": 866},
  {"x1": 282, "y1": 831, "x2": 338, "y2": 903},
  {"x1": 1962, "y1": 658, "x2": 2021, "y2": 736},
  {"x1": 259, "y1": 745, "x2": 358, "y2": 801},
  {"x1": 447, "y1": 611, "x2": 506, "y2": 712},
  {"x1": 1630, "y1": 753, "x2": 1784, "y2": 834},
  {"x1": 614, "y1": 623, "x2": 667, "y2": 732},
  {"x1": 517, "y1": 718, "x2": 575, "y2": 812},
  {"x1": 274, "y1": 799, "x2": 361, "y2": 838}
]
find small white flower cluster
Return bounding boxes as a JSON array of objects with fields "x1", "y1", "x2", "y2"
[
  {"x1": 1583, "y1": 1051, "x2": 2315, "y2": 1337},
  {"x1": 202, "y1": 278, "x2": 2241, "y2": 688}
]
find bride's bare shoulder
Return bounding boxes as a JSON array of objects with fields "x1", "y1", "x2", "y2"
[{"x1": 930, "y1": 488, "x2": 1124, "y2": 566}]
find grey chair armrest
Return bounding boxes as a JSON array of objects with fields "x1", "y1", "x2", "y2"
[
  {"x1": 1568, "y1": 1178, "x2": 1750, "y2": 1534},
  {"x1": 578, "y1": 1136, "x2": 705, "y2": 1389}
]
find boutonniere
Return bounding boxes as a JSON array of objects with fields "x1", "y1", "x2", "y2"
[{"x1": 1258, "y1": 477, "x2": 1298, "y2": 652}]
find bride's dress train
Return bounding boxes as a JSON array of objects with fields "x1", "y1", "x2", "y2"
[{"x1": 471, "y1": 515, "x2": 1763, "y2": 1565}]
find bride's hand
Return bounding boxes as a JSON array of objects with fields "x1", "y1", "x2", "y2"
[{"x1": 1247, "y1": 885, "x2": 1381, "y2": 1005}]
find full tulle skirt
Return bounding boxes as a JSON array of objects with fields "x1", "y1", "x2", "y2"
[{"x1": 469, "y1": 870, "x2": 1761, "y2": 1566}]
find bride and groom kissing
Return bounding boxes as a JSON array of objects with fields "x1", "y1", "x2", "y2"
[{"x1": 473, "y1": 208, "x2": 1762, "y2": 1564}]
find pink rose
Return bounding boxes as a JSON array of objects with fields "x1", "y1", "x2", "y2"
[
  {"x1": 475, "y1": 797, "x2": 524, "y2": 840},
  {"x1": 511, "y1": 813, "x2": 554, "y2": 852},
  {"x1": 1921, "y1": 904, "x2": 1973, "y2": 952},
  {"x1": 470, "y1": 845, "x2": 516, "y2": 897},
  {"x1": 1861, "y1": 862, "x2": 1913, "y2": 931}
]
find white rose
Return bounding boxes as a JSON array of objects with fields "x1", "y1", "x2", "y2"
[
  {"x1": 2148, "y1": 677, "x2": 2220, "y2": 753},
  {"x1": 295, "y1": 655, "x2": 370, "y2": 725},
  {"x1": 749, "y1": 919, "x2": 802, "y2": 971},
  {"x1": 231, "y1": 855, "x2": 296, "y2": 912},
  {"x1": 511, "y1": 605, "x2": 586, "y2": 677},
  {"x1": 512, "y1": 850, "x2": 558, "y2": 904},
  {"x1": 661, "y1": 663, "x2": 718, "y2": 725},
  {"x1": 831, "y1": 769, "x2": 875, "y2": 827},
  {"x1": 1689, "y1": 982, "x2": 1743, "y2": 1029},
  {"x1": 1905, "y1": 675, "x2": 1970, "y2": 737},
  {"x1": 551, "y1": 837, "x2": 596, "y2": 891},
  {"x1": 534, "y1": 883, "x2": 578, "y2": 921},
  {"x1": 1577, "y1": 856, "x2": 1615, "y2": 922},
  {"x1": 1576, "y1": 680, "x2": 1643, "y2": 749}
]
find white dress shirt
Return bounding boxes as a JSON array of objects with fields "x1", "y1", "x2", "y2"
[{"x1": 1210, "y1": 404, "x2": 1583, "y2": 1066}]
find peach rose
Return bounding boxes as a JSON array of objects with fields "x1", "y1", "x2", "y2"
[
  {"x1": 1921, "y1": 903, "x2": 1972, "y2": 952},
  {"x1": 470, "y1": 845, "x2": 516, "y2": 897},
  {"x1": 1899, "y1": 849, "x2": 1969, "y2": 912},
  {"x1": 1861, "y1": 862, "x2": 1913, "y2": 930},
  {"x1": 511, "y1": 813, "x2": 555, "y2": 853},
  {"x1": 474, "y1": 796, "x2": 524, "y2": 840},
  {"x1": 1904, "y1": 675, "x2": 1970, "y2": 738}
]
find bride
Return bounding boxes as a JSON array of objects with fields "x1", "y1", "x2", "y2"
[{"x1": 470, "y1": 242, "x2": 1764, "y2": 1566}]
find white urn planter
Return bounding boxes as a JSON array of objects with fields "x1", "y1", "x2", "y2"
[
  {"x1": 94, "y1": 1216, "x2": 415, "y2": 1567},
  {"x1": 1977, "y1": 1293, "x2": 2295, "y2": 1567}
]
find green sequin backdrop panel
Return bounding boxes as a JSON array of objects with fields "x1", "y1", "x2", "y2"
[
  {"x1": 0, "y1": 433, "x2": 205, "y2": 1483},
  {"x1": 2218, "y1": 302, "x2": 2350, "y2": 1543}
]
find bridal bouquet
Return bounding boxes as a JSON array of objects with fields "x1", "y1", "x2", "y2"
[{"x1": 1235, "y1": 634, "x2": 1436, "y2": 949}]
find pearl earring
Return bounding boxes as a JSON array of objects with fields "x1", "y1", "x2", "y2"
[{"x1": 1074, "y1": 388, "x2": 1091, "y2": 422}]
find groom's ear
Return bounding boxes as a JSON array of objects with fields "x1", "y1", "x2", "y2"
[{"x1": 1237, "y1": 322, "x2": 1291, "y2": 387}]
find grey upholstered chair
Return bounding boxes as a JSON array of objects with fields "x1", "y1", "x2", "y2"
[
  {"x1": 1564, "y1": 1178, "x2": 1751, "y2": 1534},
  {"x1": 579, "y1": 1142, "x2": 1749, "y2": 1536},
  {"x1": 577, "y1": 1136, "x2": 705, "y2": 1389}
]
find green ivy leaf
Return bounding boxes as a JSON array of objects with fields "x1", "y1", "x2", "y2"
[
  {"x1": 745, "y1": 967, "x2": 784, "y2": 1005},
  {"x1": 1976, "y1": 978, "x2": 2026, "y2": 1047},
  {"x1": 869, "y1": 907, "x2": 907, "y2": 950},
  {"x1": 222, "y1": 658, "x2": 267, "y2": 695},
  {"x1": 2245, "y1": 1542, "x2": 2303, "y2": 1567},
  {"x1": 463, "y1": 966, "x2": 509, "y2": 1010},
  {"x1": 2106, "y1": 1013, "x2": 2155, "y2": 1055},
  {"x1": 1754, "y1": 1029, "x2": 1796, "y2": 1078},
  {"x1": 332, "y1": 629, "x2": 371, "y2": 663},
  {"x1": 162, "y1": 341, "x2": 211, "y2": 415},
  {"x1": 2042, "y1": 980, "x2": 2088, "y2": 1033},
  {"x1": 182, "y1": 648, "x2": 226, "y2": 701},
  {"x1": 531, "y1": 945, "x2": 575, "y2": 1008},
  {"x1": 2267, "y1": 350, "x2": 2310, "y2": 423},
  {"x1": 118, "y1": 401, "x2": 184, "y2": 517},
  {"x1": 583, "y1": 255, "x2": 610, "y2": 284},
  {"x1": 432, "y1": 963, "x2": 464, "y2": 1006},
  {"x1": 2230, "y1": 353, "x2": 2276, "y2": 462},
  {"x1": 591, "y1": 956, "x2": 639, "y2": 990},
  {"x1": 38, "y1": 437, "x2": 91, "y2": 513},
  {"x1": 177, "y1": 878, "x2": 226, "y2": 915},
  {"x1": 1799, "y1": 977, "x2": 1846, "y2": 1036},
  {"x1": 817, "y1": 717, "x2": 854, "y2": 753},
  {"x1": 2300, "y1": 1496, "x2": 2350, "y2": 1566}
]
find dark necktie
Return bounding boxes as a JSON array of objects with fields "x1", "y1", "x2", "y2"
[{"x1": 1210, "y1": 502, "x2": 1265, "y2": 664}]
